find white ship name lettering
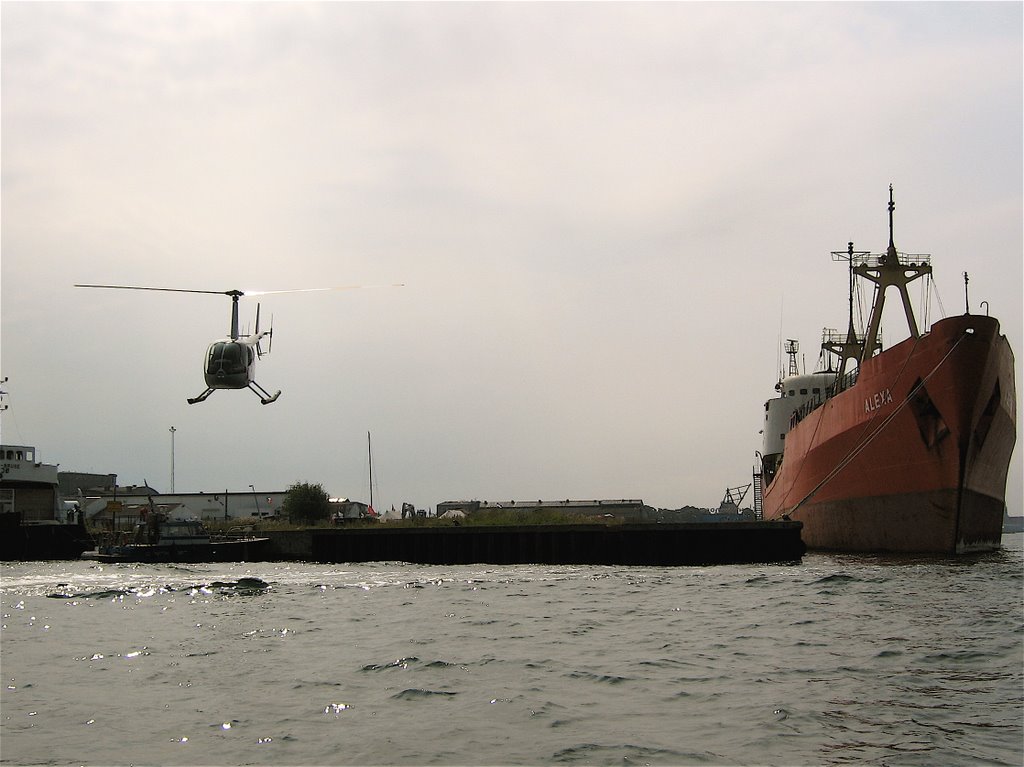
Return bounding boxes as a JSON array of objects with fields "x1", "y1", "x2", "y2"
[{"x1": 864, "y1": 388, "x2": 893, "y2": 413}]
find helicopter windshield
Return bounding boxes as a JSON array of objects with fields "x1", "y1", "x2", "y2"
[{"x1": 206, "y1": 342, "x2": 247, "y2": 376}]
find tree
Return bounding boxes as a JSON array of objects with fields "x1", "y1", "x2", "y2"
[{"x1": 282, "y1": 482, "x2": 331, "y2": 524}]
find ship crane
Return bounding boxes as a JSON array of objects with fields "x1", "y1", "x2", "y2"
[{"x1": 718, "y1": 484, "x2": 751, "y2": 513}]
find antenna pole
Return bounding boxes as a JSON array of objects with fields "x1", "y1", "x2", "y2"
[
  {"x1": 169, "y1": 426, "x2": 176, "y2": 493},
  {"x1": 963, "y1": 272, "x2": 970, "y2": 315},
  {"x1": 887, "y1": 184, "x2": 896, "y2": 255},
  {"x1": 847, "y1": 241, "x2": 855, "y2": 336}
]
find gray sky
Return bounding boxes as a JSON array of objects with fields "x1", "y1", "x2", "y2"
[{"x1": 2, "y1": 2, "x2": 1021, "y2": 514}]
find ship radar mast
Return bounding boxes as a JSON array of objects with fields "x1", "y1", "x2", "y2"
[
  {"x1": 824, "y1": 241, "x2": 873, "y2": 383},
  {"x1": 775, "y1": 339, "x2": 803, "y2": 391},
  {"x1": 785, "y1": 339, "x2": 800, "y2": 377}
]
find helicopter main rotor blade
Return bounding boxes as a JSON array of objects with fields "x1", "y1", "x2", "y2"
[
  {"x1": 243, "y1": 284, "x2": 404, "y2": 296},
  {"x1": 75, "y1": 283, "x2": 403, "y2": 297},
  {"x1": 74, "y1": 284, "x2": 233, "y2": 296}
]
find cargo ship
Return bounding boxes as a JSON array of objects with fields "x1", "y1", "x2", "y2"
[{"x1": 756, "y1": 188, "x2": 1017, "y2": 553}]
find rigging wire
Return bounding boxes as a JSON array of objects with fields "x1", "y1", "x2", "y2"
[
  {"x1": 854, "y1": 277, "x2": 867, "y2": 337},
  {"x1": 933, "y1": 276, "x2": 947, "y2": 319},
  {"x1": 921, "y1": 275, "x2": 931, "y2": 329}
]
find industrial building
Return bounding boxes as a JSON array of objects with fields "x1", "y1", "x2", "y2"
[
  {"x1": 436, "y1": 499, "x2": 654, "y2": 521},
  {"x1": 1, "y1": 444, "x2": 61, "y2": 522},
  {"x1": 435, "y1": 498, "x2": 756, "y2": 524}
]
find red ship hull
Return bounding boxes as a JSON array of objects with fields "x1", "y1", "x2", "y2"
[{"x1": 762, "y1": 314, "x2": 1016, "y2": 553}]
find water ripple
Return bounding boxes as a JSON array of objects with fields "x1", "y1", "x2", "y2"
[{"x1": 2, "y1": 545, "x2": 1021, "y2": 766}]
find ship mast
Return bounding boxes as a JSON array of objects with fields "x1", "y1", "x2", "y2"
[
  {"x1": 853, "y1": 186, "x2": 932, "y2": 365},
  {"x1": 824, "y1": 241, "x2": 872, "y2": 384}
]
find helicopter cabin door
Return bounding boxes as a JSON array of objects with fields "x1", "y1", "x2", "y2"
[{"x1": 204, "y1": 341, "x2": 253, "y2": 389}]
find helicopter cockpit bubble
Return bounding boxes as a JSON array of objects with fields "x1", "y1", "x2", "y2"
[{"x1": 204, "y1": 341, "x2": 250, "y2": 388}]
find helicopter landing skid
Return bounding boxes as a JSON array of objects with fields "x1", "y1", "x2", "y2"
[
  {"x1": 187, "y1": 387, "x2": 215, "y2": 405},
  {"x1": 185, "y1": 383, "x2": 280, "y2": 405},
  {"x1": 248, "y1": 381, "x2": 281, "y2": 405}
]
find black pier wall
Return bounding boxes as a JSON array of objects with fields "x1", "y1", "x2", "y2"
[{"x1": 265, "y1": 522, "x2": 805, "y2": 566}]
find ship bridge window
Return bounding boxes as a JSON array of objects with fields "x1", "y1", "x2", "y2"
[
  {"x1": 800, "y1": 388, "x2": 808, "y2": 395},
  {"x1": 788, "y1": 389, "x2": 796, "y2": 397},
  {"x1": 813, "y1": 387, "x2": 821, "y2": 394}
]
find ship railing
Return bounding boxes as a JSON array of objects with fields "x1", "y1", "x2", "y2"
[
  {"x1": 828, "y1": 367, "x2": 860, "y2": 396},
  {"x1": 821, "y1": 328, "x2": 869, "y2": 345},
  {"x1": 789, "y1": 368, "x2": 860, "y2": 427},
  {"x1": 846, "y1": 251, "x2": 932, "y2": 269},
  {"x1": 219, "y1": 526, "x2": 262, "y2": 541}
]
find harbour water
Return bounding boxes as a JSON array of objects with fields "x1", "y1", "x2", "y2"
[{"x1": 2, "y1": 537, "x2": 1021, "y2": 766}]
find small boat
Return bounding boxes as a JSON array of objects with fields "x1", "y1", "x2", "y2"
[{"x1": 83, "y1": 514, "x2": 270, "y2": 563}]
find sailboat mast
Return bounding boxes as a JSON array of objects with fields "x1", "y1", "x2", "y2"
[{"x1": 367, "y1": 431, "x2": 373, "y2": 510}]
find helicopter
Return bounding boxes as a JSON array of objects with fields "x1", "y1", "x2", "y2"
[{"x1": 74, "y1": 283, "x2": 399, "y2": 405}]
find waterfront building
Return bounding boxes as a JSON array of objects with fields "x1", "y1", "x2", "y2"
[{"x1": 1, "y1": 444, "x2": 61, "y2": 522}]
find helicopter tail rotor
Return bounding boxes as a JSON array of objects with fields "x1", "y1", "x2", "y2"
[
  {"x1": 254, "y1": 303, "x2": 273, "y2": 358},
  {"x1": 255, "y1": 303, "x2": 264, "y2": 358}
]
